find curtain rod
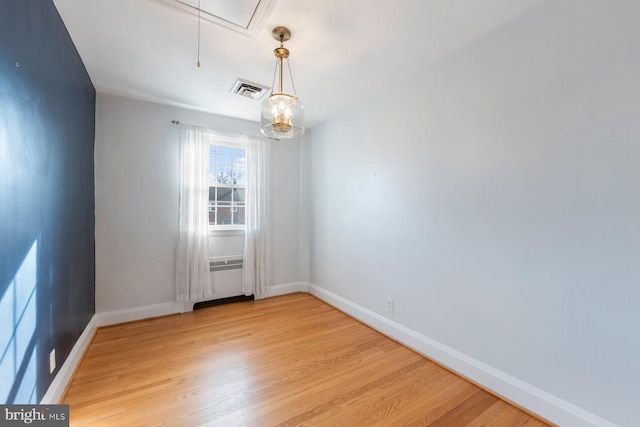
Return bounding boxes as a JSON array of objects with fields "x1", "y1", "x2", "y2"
[
  {"x1": 170, "y1": 120, "x2": 272, "y2": 140},
  {"x1": 171, "y1": 120, "x2": 238, "y2": 135}
]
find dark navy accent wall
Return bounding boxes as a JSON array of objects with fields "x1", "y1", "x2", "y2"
[{"x1": 0, "y1": 0, "x2": 95, "y2": 403}]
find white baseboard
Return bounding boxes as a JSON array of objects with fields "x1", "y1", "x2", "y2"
[
  {"x1": 93, "y1": 301, "x2": 190, "y2": 327},
  {"x1": 89, "y1": 282, "x2": 309, "y2": 328},
  {"x1": 307, "y1": 283, "x2": 617, "y2": 427},
  {"x1": 40, "y1": 316, "x2": 98, "y2": 404},
  {"x1": 255, "y1": 281, "x2": 309, "y2": 299}
]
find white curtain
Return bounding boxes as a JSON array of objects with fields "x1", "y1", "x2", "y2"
[
  {"x1": 243, "y1": 135, "x2": 271, "y2": 295},
  {"x1": 176, "y1": 124, "x2": 214, "y2": 302}
]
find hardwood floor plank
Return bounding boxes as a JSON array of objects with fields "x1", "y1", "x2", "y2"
[
  {"x1": 294, "y1": 362, "x2": 457, "y2": 426},
  {"x1": 63, "y1": 293, "x2": 550, "y2": 426},
  {"x1": 427, "y1": 389, "x2": 499, "y2": 426}
]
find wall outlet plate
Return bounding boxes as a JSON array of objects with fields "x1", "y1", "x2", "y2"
[
  {"x1": 386, "y1": 298, "x2": 394, "y2": 313},
  {"x1": 49, "y1": 349, "x2": 56, "y2": 374}
]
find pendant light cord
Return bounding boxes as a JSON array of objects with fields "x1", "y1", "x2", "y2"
[
  {"x1": 197, "y1": 0, "x2": 201, "y2": 67},
  {"x1": 270, "y1": 59, "x2": 278, "y2": 95},
  {"x1": 286, "y1": 58, "x2": 298, "y2": 97}
]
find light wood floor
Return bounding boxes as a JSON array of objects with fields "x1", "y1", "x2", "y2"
[{"x1": 63, "y1": 293, "x2": 550, "y2": 426}]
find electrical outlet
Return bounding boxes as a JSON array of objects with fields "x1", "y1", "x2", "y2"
[
  {"x1": 386, "y1": 298, "x2": 394, "y2": 313},
  {"x1": 49, "y1": 349, "x2": 56, "y2": 374}
]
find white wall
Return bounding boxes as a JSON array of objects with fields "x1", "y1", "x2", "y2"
[
  {"x1": 302, "y1": 0, "x2": 640, "y2": 425},
  {"x1": 95, "y1": 94, "x2": 300, "y2": 312},
  {"x1": 271, "y1": 138, "x2": 301, "y2": 286}
]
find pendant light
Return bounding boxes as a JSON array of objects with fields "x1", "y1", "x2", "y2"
[{"x1": 260, "y1": 27, "x2": 305, "y2": 139}]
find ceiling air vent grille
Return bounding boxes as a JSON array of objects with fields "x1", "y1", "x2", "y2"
[{"x1": 230, "y1": 79, "x2": 270, "y2": 100}]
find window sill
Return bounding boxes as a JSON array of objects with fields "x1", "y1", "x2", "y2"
[{"x1": 209, "y1": 228, "x2": 245, "y2": 237}]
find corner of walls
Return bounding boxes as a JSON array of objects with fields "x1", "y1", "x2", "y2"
[
  {"x1": 298, "y1": 132, "x2": 312, "y2": 283},
  {"x1": 40, "y1": 316, "x2": 98, "y2": 404},
  {"x1": 255, "y1": 281, "x2": 309, "y2": 300}
]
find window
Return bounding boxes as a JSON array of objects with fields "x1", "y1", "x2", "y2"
[{"x1": 208, "y1": 144, "x2": 246, "y2": 230}]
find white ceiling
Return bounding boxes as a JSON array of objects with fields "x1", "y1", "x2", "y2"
[{"x1": 53, "y1": 0, "x2": 548, "y2": 129}]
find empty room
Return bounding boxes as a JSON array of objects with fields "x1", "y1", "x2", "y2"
[{"x1": 1, "y1": 0, "x2": 638, "y2": 425}]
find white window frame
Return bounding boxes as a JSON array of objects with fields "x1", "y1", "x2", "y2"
[{"x1": 207, "y1": 134, "x2": 246, "y2": 233}]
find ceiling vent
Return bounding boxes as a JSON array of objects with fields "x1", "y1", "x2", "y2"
[{"x1": 230, "y1": 78, "x2": 270, "y2": 100}]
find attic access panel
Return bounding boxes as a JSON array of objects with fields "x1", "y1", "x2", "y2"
[{"x1": 157, "y1": 0, "x2": 274, "y2": 37}]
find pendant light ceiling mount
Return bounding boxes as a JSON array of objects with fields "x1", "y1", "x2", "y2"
[
  {"x1": 271, "y1": 27, "x2": 291, "y2": 63},
  {"x1": 260, "y1": 26, "x2": 305, "y2": 140},
  {"x1": 271, "y1": 26, "x2": 291, "y2": 43}
]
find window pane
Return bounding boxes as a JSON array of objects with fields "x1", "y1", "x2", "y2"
[
  {"x1": 208, "y1": 144, "x2": 247, "y2": 229},
  {"x1": 231, "y1": 147, "x2": 246, "y2": 166},
  {"x1": 209, "y1": 146, "x2": 216, "y2": 170},
  {"x1": 233, "y1": 207, "x2": 245, "y2": 225},
  {"x1": 233, "y1": 188, "x2": 245, "y2": 203},
  {"x1": 215, "y1": 166, "x2": 235, "y2": 184},
  {"x1": 216, "y1": 149, "x2": 232, "y2": 167},
  {"x1": 217, "y1": 207, "x2": 232, "y2": 225},
  {"x1": 216, "y1": 165, "x2": 243, "y2": 185},
  {"x1": 233, "y1": 167, "x2": 246, "y2": 185},
  {"x1": 209, "y1": 146, "x2": 218, "y2": 185},
  {"x1": 217, "y1": 187, "x2": 232, "y2": 203},
  {"x1": 208, "y1": 190, "x2": 216, "y2": 225}
]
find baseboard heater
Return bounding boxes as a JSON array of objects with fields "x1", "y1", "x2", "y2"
[
  {"x1": 195, "y1": 255, "x2": 252, "y2": 310},
  {"x1": 193, "y1": 294, "x2": 254, "y2": 310}
]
